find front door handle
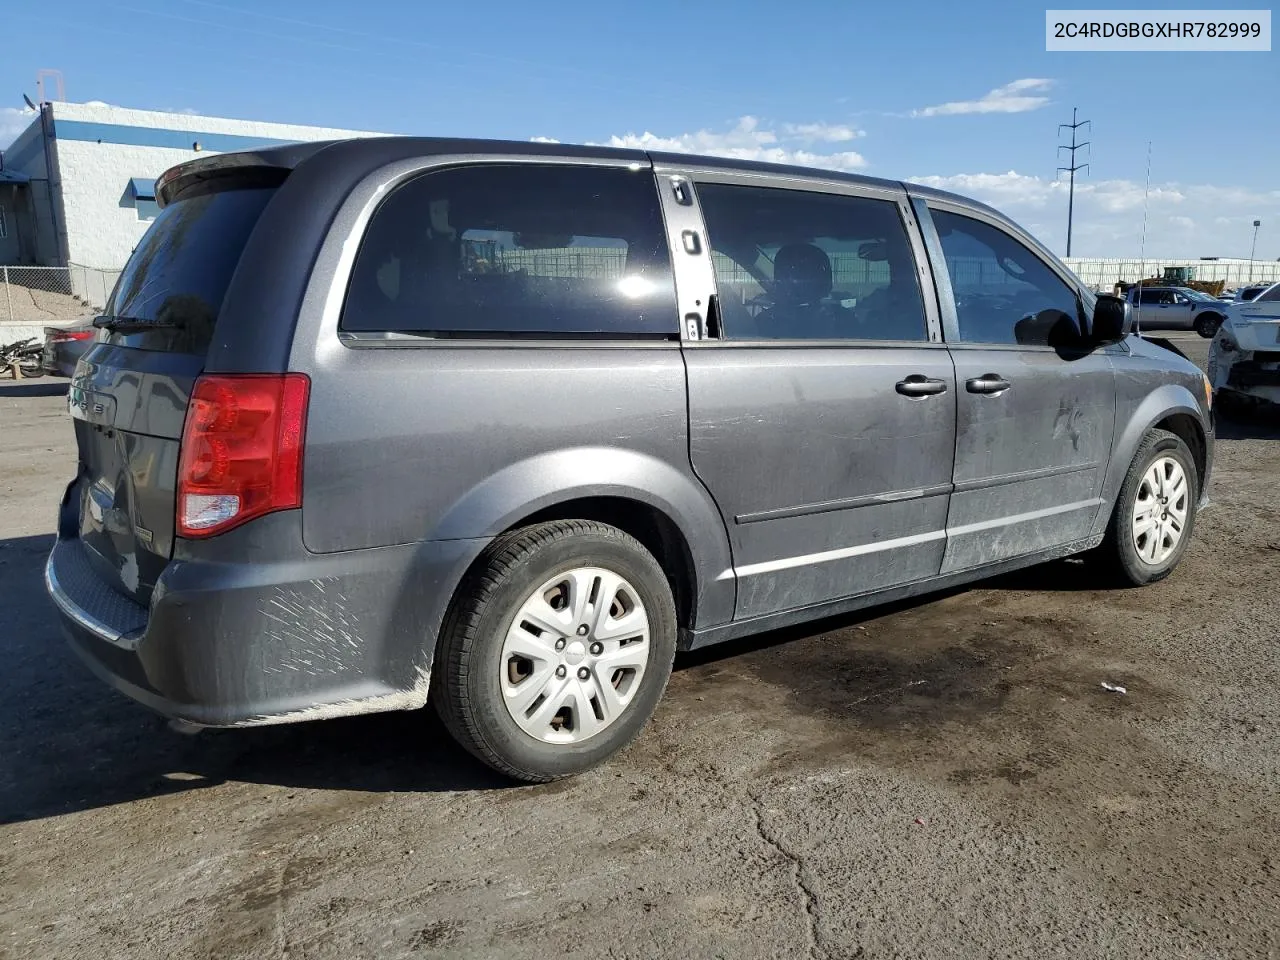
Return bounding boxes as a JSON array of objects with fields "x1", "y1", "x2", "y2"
[
  {"x1": 966, "y1": 374, "x2": 1011, "y2": 395},
  {"x1": 896, "y1": 375, "x2": 949, "y2": 398}
]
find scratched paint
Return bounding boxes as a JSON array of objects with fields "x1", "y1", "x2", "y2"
[{"x1": 259, "y1": 578, "x2": 364, "y2": 676}]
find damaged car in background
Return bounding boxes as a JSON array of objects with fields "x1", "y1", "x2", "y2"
[{"x1": 1208, "y1": 281, "x2": 1280, "y2": 412}]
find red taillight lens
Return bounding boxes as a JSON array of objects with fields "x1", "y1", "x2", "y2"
[
  {"x1": 177, "y1": 373, "x2": 310, "y2": 538},
  {"x1": 52, "y1": 330, "x2": 94, "y2": 343}
]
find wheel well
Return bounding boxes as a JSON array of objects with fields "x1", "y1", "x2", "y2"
[
  {"x1": 513, "y1": 497, "x2": 698, "y2": 629},
  {"x1": 1155, "y1": 413, "x2": 1206, "y2": 486}
]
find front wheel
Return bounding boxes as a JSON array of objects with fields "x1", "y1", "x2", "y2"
[
  {"x1": 432, "y1": 520, "x2": 677, "y2": 782},
  {"x1": 1194, "y1": 313, "x2": 1223, "y2": 338},
  {"x1": 1100, "y1": 429, "x2": 1199, "y2": 586}
]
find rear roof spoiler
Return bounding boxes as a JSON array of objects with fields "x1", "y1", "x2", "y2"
[{"x1": 155, "y1": 141, "x2": 335, "y2": 207}]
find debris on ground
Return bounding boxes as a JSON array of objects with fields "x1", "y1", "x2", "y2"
[{"x1": 1101, "y1": 682, "x2": 1128, "y2": 695}]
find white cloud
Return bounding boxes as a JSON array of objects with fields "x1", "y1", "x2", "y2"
[
  {"x1": 598, "y1": 116, "x2": 868, "y2": 171},
  {"x1": 783, "y1": 122, "x2": 862, "y2": 142},
  {"x1": 913, "y1": 79, "x2": 1054, "y2": 117},
  {"x1": 0, "y1": 107, "x2": 37, "y2": 150},
  {"x1": 529, "y1": 136, "x2": 560, "y2": 144},
  {"x1": 911, "y1": 170, "x2": 1280, "y2": 259}
]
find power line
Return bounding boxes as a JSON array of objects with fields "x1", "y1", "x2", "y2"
[{"x1": 1057, "y1": 107, "x2": 1090, "y2": 258}]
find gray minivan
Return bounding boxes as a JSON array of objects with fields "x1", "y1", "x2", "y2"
[{"x1": 46, "y1": 138, "x2": 1214, "y2": 781}]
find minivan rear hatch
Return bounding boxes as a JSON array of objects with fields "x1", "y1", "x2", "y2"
[{"x1": 70, "y1": 177, "x2": 281, "y2": 605}]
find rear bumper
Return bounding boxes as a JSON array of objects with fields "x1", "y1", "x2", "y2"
[
  {"x1": 45, "y1": 491, "x2": 489, "y2": 727},
  {"x1": 41, "y1": 339, "x2": 86, "y2": 377},
  {"x1": 1226, "y1": 361, "x2": 1280, "y2": 389}
]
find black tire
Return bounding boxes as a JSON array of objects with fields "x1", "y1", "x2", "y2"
[
  {"x1": 1101, "y1": 429, "x2": 1199, "y2": 586},
  {"x1": 1194, "y1": 313, "x2": 1223, "y2": 338},
  {"x1": 432, "y1": 520, "x2": 677, "y2": 783}
]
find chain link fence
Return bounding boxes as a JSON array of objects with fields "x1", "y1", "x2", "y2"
[
  {"x1": 1064, "y1": 258, "x2": 1280, "y2": 291},
  {"x1": 68, "y1": 264, "x2": 123, "y2": 314},
  {"x1": 1, "y1": 264, "x2": 118, "y2": 344},
  {"x1": 1, "y1": 265, "x2": 115, "y2": 323}
]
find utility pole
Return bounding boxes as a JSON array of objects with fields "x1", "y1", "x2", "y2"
[
  {"x1": 1057, "y1": 107, "x2": 1091, "y2": 258},
  {"x1": 1249, "y1": 220, "x2": 1261, "y2": 282}
]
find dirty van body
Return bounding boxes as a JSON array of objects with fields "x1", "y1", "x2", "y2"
[{"x1": 46, "y1": 138, "x2": 1214, "y2": 781}]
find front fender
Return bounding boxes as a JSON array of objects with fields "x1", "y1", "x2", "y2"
[
  {"x1": 1093, "y1": 383, "x2": 1210, "y2": 538},
  {"x1": 428, "y1": 446, "x2": 736, "y2": 628}
]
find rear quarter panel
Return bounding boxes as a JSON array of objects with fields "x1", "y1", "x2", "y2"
[{"x1": 295, "y1": 342, "x2": 708, "y2": 547}]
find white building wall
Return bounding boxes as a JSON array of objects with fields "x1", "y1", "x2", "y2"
[
  {"x1": 47, "y1": 101, "x2": 389, "y2": 269},
  {"x1": 53, "y1": 140, "x2": 197, "y2": 268},
  {"x1": 49, "y1": 100, "x2": 389, "y2": 143}
]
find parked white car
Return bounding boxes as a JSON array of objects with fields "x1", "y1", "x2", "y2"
[{"x1": 1208, "y1": 282, "x2": 1280, "y2": 409}]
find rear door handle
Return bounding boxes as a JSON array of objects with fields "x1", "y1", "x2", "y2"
[
  {"x1": 895, "y1": 375, "x2": 949, "y2": 398},
  {"x1": 966, "y1": 374, "x2": 1011, "y2": 395}
]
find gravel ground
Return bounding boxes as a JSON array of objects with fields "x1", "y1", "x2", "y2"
[{"x1": 1, "y1": 337, "x2": 1277, "y2": 960}]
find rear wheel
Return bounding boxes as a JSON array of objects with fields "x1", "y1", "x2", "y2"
[
  {"x1": 432, "y1": 520, "x2": 677, "y2": 782},
  {"x1": 1101, "y1": 429, "x2": 1198, "y2": 586}
]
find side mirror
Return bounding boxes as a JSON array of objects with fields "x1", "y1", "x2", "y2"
[{"x1": 1091, "y1": 294, "x2": 1131, "y2": 344}]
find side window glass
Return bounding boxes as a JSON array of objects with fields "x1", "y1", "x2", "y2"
[
  {"x1": 931, "y1": 209, "x2": 1083, "y2": 347},
  {"x1": 696, "y1": 182, "x2": 928, "y2": 342},
  {"x1": 1257, "y1": 284, "x2": 1280, "y2": 303},
  {"x1": 342, "y1": 164, "x2": 676, "y2": 337}
]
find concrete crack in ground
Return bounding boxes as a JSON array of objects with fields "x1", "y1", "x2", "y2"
[
  {"x1": 273, "y1": 858, "x2": 290, "y2": 959},
  {"x1": 849, "y1": 678, "x2": 927, "y2": 706},
  {"x1": 751, "y1": 792, "x2": 823, "y2": 960}
]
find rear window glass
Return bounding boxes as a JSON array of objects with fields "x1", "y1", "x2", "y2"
[
  {"x1": 341, "y1": 164, "x2": 677, "y2": 337},
  {"x1": 104, "y1": 186, "x2": 276, "y2": 353}
]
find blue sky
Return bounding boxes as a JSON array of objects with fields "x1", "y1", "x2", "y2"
[{"x1": 1, "y1": 0, "x2": 1276, "y2": 258}]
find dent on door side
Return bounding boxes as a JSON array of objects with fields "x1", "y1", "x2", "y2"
[{"x1": 942, "y1": 351, "x2": 1117, "y2": 572}]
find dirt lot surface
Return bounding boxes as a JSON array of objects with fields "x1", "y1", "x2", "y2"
[
  {"x1": 1, "y1": 281, "x2": 96, "y2": 325},
  {"x1": 2, "y1": 338, "x2": 1277, "y2": 960}
]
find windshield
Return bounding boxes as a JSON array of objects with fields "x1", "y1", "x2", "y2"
[
  {"x1": 104, "y1": 186, "x2": 277, "y2": 353},
  {"x1": 1257, "y1": 283, "x2": 1280, "y2": 303},
  {"x1": 1177, "y1": 287, "x2": 1219, "y2": 303}
]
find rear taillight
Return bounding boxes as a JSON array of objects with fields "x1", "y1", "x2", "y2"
[
  {"x1": 51, "y1": 330, "x2": 94, "y2": 343},
  {"x1": 177, "y1": 373, "x2": 310, "y2": 538}
]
